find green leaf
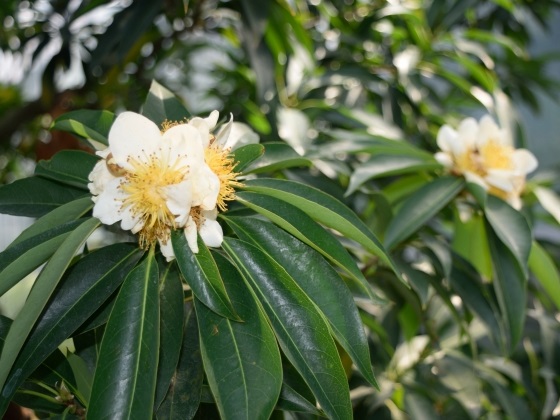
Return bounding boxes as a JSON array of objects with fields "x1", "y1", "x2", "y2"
[
  {"x1": 0, "y1": 219, "x2": 85, "y2": 297},
  {"x1": 223, "y1": 238, "x2": 352, "y2": 420},
  {"x1": 0, "y1": 217, "x2": 99, "y2": 412},
  {"x1": 154, "y1": 262, "x2": 185, "y2": 410},
  {"x1": 8, "y1": 197, "x2": 93, "y2": 248},
  {"x1": 157, "y1": 302, "x2": 203, "y2": 420},
  {"x1": 347, "y1": 154, "x2": 442, "y2": 195},
  {"x1": 0, "y1": 176, "x2": 88, "y2": 218},
  {"x1": 35, "y1": 150, "x2": 99, "y2": 190},
  {"x1": 4, "y1": 244, "x2": 143, "y2": 407},
  {"x1": 196, "y1": 252, "x2": 282, "y2": 420},
  {"x1": 51, "y1": 109, "x2": 116, "y2": 146},
  {"x1": 483, "y1": 195, "x2": 531, "y2": 276},
  {"x1": 142, "y1": 80, "x2": 189, "y2": 127},
  {"x1": 236, "y1": 191, "x2": 372, "y2": 298},
  {"x1": 448, "y1": 254, "x2": 504, "y2": 349},
  {"x1": 384, "y1": 177, "x2": 464, "y2": 250},
  {"x1": 487, "y1": 223, "x2": 527, "y2": 352},
  {"x1": 231, "y1": 144, "x2": 265, "y2": 174},
  {"x1": 529, "y1": 241, "x2": 560, "y2": 311},
  {"x1": 88, "y1": 248, "x2": 160, "y2": 420},
  {"x1": 243, "y1": 178, "x2": 396, "y2": 276},
  {"x1": 224, "y1": 216, "x2": 377, "y2": 388},
  {"x1": 243, "y1": 142, "x2": 311, "y2": 174},
  {"x1": 171, "y1": 231, "x2": 239, "y2": 321},
  {"x1": 276, "y1": 383, "x2": 323, "y2": 416}
]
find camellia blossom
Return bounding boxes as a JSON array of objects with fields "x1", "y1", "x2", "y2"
[
  {"x1": 435, "y1": 115, "x2": 538, "y2": 209},
  {"x1": 88, "y1": 110, "x2": 252, "y2": 261}
]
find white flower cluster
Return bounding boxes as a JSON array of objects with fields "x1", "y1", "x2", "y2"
[
  {"x1": 435, "y1": 115, "x2": 538, "y2": 209},
  {"x1": 88, "y1": 111, "x2": 258, "y2": 261}
]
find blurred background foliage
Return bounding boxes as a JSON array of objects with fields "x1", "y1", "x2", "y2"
[{"x1": 1, "y1": 0, "x2": 560, "y2": 418}]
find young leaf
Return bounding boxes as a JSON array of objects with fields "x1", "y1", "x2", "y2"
[
  {"x1": 88, "y1": 248, "x2": 160, "y2": 420},
  {"x1": 0, "y1": 177, "x2": 88, "y2": 218},
  {"x1": 3, "y1": 244, "x2": 143, "y2": 406},
  {"x1": 171, "y1": 231, "x2": 239, "y2": 321},
  {"x1": 157, "y1": 302, "x2": 204, "y2": 420},
  {"x1": 223, "y1": 238, "x2": 352, "y2": 420},
  {"x1": 236, "y1": 191, "x2": 374, "y2": 296},
  {"x1": 384, "y1": 177, "x2": 464, "y2": 250},
  {"x1": 51, "y1": 109, "x2": 116, "y2": 146},
  {"x1": 529, "y1": 241, "x2": 560, "y2": 311},
  {"x1": 224, "y1": 216, "x2": 377, "y2": 388},
  {"x1": 0, "y1": 217, "x2": 99, "y2": 414},
  {"x1": 195, "y1": 252, "x2": 282, "y2": 420},
  {"x1": 142, "y1": 80, "x2": 189, "y2": 127},
  {"x1": 35, "y1": 150, "x2": 98, "y2": 190},
  {"x1": 154, "y1": 262, "x2": 185, "y2": 410}
]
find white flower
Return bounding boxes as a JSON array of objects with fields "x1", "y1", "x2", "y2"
[
  {"x1": 435, "y1": 115, "x2": 538, "y2": 209},
  {"x1": 89, "y1": 110, "x2": 252, "y2": 261}
]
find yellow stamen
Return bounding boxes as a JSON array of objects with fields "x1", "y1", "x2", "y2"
[
  {"x1": 205, "y1": 144, "x2": 242, "y2": 212},
  {"x1": 161, "y1": 118, "x2": 188, "y2": 133},
  {"x1": 119, "y1": 152, "x2": 188, "y2": 248}
]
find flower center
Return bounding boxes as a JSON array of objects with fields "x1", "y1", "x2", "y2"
[
  {"x1": 454, "y1": 139, "x2": 514, "y2": 178},
  {"x1": 205, "y1": 143, "x2": 242, "y2": 212},
  {"x1": 119, "y1": 153, "x2": 188, "y2": 248}
]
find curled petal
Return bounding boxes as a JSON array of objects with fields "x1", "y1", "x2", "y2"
[
  {"x1": 184, "y1": 218, "x2": 199, "y2": 253},
  {"x1": 88, "y1": 160, "x2": 115, "y2": 196},
  {"x1": 512, "y1": 149, "x2": 538, "y2": 175},
  {"x1": 221, "y1": 122, "x2": 259, "y2": 150},
  {"x1": 214, "y1": 114, "x2": 233, "y2": 149},
  {"x1": 159, "y1": 239, "x2": 175, "y2": 262},
  {"x1": 188, "y1": 111, "x2": 220, "y2": 148},
  {"x1": 199, "y1": 210, "x2": 223, "y2": 248},
  {"x1": 108, "y1": 112, "x2": 162, "y2": 169}
]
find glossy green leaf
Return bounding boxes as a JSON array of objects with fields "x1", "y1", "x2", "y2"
[
  {"x1": 142, "y1": 80, "x2": 189, "y2": 127},
  {"x1": 223, "y1": 238, "x2": 352, "y2": 420},
  {"x1": 0, "y1": 176, "x2": 88, "y2": 218},
  {"x1": 35, "y1": 150, "x2": 99, "y2": 190},
  {"x1": 243, "y1": 178, "x2": 394, "y2": 271},
  {"x1": 4, "y1": 244, "x2": 143, "y2": 407},
  {"x1": 236, "y1": 191, "x2": 372, "y2": 297},
  {"x1": 384, "y1": 177, "x2": 464, "y2": 250},
  {"x1": 347, "y1": 154, "x2": 442, "y2": 195},
  {"x1": 276, "y1": 383, "x2": 323, "y2": 416},
  {"x1": 154, "y1": 262, "x2": 185, "y2": 410},
  {"x1": 51, "y1": 109, "x2": 116, "y2": 146},
  {"x1": 224, "y1": 216, "x2": 376, "y2": 388},
  {"x1": 529, "y1": 241, "x2": 560, "y2": 311},
  {"x1": 88, "y1": 248, "x2": 160, "y2": 420},
  {"x1": 196, "y1": 252, "x2": 282, "y2": 420},
  {"x1": 484, "y1": 195, "x2": 531, "y2": 276},
  {"x1": 487, "y1": 224, "x2": 527, "y2": 352},
  {"x1": 157, "y1": 302, "x2": 203, "y2": 420},
  {"x1": 9, "y1": 197, "x2": 93, "y2": 248},
  {"x1": 448, "y1": 253, "x2": 504, "y2": 349},
  {"x1": 231, "y1": 143, "x2": 265, "y2": 174},
  {"x1": 243, "y1": 142, "x2": 311, "y2": 174},
  {"x1": 171, "y1": 231, "x2": 239, "y2": 321},
  {"x1": 0, "y1": 217, "x2": 99, "y2": 411},
  {"x1": 0, "y1": 220, "x2": 86, "y2": 297}
]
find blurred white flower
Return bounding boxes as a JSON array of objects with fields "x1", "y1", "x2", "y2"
[
  {"x1": 88, "y1": 110, "x2": 249, "y2": 260},
  {"x1": 435, "y1": 115, "x2": 538, "y2": 209}
]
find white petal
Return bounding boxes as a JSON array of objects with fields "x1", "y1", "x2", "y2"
[
  {"x1": 204, "y1": 110, "x2": 220, "y2": 130},
  {"x1": 92, "y1": 178, "x2": 125, "y2": 225},
  {"x1": 464, "y1": 171, "x2": 488, "y2": 190},
  {"x1": 434, "y1": 152, "x2": 453, "y2": 168},
  {"x1": 120, "y1": 206, "x2": 143, "y2": 233},
  {"x1": 159, "y1": 239, "x2": 176, "y2": 262},
  {"x1": 199, "y1": 218, "x2": 223, "y2": 248},
  {"x1": 184, "y1": 218, "x2": 199, "y2": 253},
  {"x1": 223, "y1": 122, "x2": 259, "y2": 150},
  {"x1": 96, "y1": 147, "x2": 111, "y2": 159},
  {"x1": 512, "y1": 149, "x2": 538, "y2": 175},
  {"x1": 506, "y1": 193, "x2": 522, "y2": 210},
  {"x1": 436, "y1": 125, "x2": 464, "y2": 156},
  {"x1": 485, "y1": 169, "x2": 515, "y2": 192},
  {"x1": 188, "y1": 112, "x2": 219, "y2": 149},
  {"x1": 191, "y1": 165, "x2": 220, "y2": 210},
  {"x1": 534, "y1": 187, "x2": 560, "y2": 225},
  {"x1": 88, "y1": 159, "x2": 115, "y2": 196},
  {"x1": 164, "y1": 179, "x2": 193, "y2": 226},
  {"x1": 109, "y1": 112, "x2": 162, "y2": 169},
  {"x1": 477, "y1": 115, "x2": 504, "y2": 146},
  {"x1": 163, "y1": 124, "x2": 205, "y2": 164},
  {"x1": 214, "y1": 114, "x2": 233, "y2": 148},
  {"x1": 457, "y1": 117, "x2": 478, "y2": 149}
]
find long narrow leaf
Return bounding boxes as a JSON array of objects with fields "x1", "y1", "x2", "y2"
[
  {"x1": 223, "y1": 238, "x2": 352, "y2": 420},
  {"x1": 88, "y1": 248, "x2": 160, "y2": 419}
]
